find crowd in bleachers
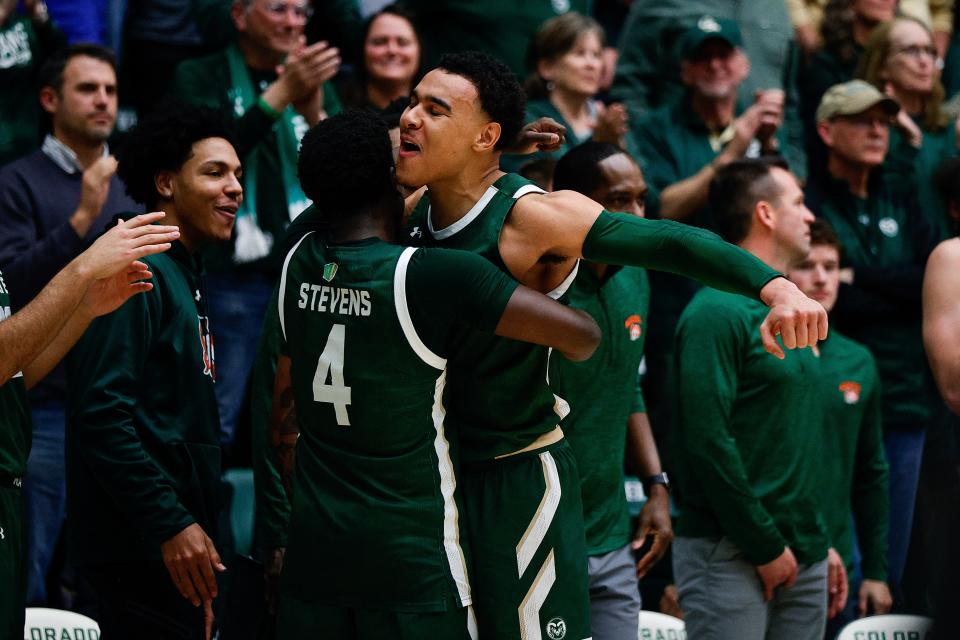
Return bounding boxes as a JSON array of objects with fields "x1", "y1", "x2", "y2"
[{"x1": 1, "y1": 1, "x2": 960, "y2": 639}]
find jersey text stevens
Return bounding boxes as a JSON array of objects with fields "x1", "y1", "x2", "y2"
[{"x1": 298, "y1": 282, "x2": 372, "y2": 317}]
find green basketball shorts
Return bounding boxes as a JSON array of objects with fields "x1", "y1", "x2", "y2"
[{"x1": 461, "y1": 439, "x2": 592, "y2": 640}]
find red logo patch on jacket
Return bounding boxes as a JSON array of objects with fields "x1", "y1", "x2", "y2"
[
  {"x1": 624, "y1": 314, "x2": 642, "y2": 341},
  {"x1": 839, "y1": 381, "x2": 861, "y2": 405}
]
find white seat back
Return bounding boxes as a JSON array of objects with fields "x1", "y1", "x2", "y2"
[
  {"x1": 836, "y1": 614, "x2": 934, "y2": 640},
  {"x1": 24, "y1": 607, "x2": 100, "y2": 640},
  {"x1": 639, "y1": 610, "x2": 686, "y2": 639}
]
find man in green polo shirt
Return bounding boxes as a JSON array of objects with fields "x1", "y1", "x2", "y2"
[
  {"x1": 672, "y1": 158, "x2": 844, "y2": 639},
  {"x1": 549, "y1": 141, "x2": 673, "y2": 640},
  {"x1": 67, "y1": 104, "x2": 241, "y2": 639},
  {"x1": 787, "y1": 218, "x2": 892, "y2": 634},
  {"x1": 0, "y1": 213, "x2": 178, "y2": 637},
  {"x1": 171, "y1": 0, "x2": 342, "y2": 452},
  {"x1": 806, "y1": 79, "x2": 938, "y2": 604}
]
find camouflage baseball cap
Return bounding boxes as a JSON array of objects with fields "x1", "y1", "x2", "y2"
[{"x1": 815, "y1": 80, "x2": 899, "y2": 122}]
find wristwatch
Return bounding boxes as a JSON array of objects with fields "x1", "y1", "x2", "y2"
[{"x1": 642, "y1": 472, "x2": 670, "y2": 494}]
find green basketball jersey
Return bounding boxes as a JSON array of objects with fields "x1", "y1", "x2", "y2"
[
  {"x1": 548, "y1": 265, "x2": 650, "y2": 556},
  {"x1": 0, "y1": 269, "x2": 29, "y2": 478},
  {"x1": 404, "y1": 173, "x2": 576, "y2": 462},
  {"x1": 277, "y1": 233, "x2": 517, "y2": 612}
]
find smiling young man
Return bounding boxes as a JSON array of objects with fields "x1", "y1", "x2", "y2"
[
  {"x1": 787, "y1": 219, "x2": 892, "y2": 635},
  {"x1": 172, "y1": 0, "x2": 342, "y2": 452},
  {"x1": 66, "y1": 104, "x2": 242, "y2": 639},
  {"x1": 396, "y1": 51, "x2": 826, "y2": 638}
]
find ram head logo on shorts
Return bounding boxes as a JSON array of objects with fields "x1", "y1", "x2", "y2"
[
  {"x1": 625, "y1": 314, "x2": 643, "y2": 341},
  {"x1": 546, "y1": 617, "x2": 566, "y2": 640},
  {"x1": 839, "y1": 381, "x2": 861, "y2": 405}
]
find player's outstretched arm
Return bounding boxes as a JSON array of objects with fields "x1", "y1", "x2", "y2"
[
  {"x1": 0, "y1": 212, "x2": 178, "y2": 386},
  {"x1": 508, "y1": 192, "x2": 827, "y2": 356},
  {"x1": 495, "y1": 285, "x2": 601, "y2": 362}
]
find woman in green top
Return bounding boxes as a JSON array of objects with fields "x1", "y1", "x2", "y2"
[
  {"x1": 502, "y1": 12, "x2": 627, "y2": 175},
  {"x1": 857, "y1": 15, "x2": 959, "y2": 242}
]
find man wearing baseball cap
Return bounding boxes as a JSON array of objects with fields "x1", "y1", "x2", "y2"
[
  {"x1": 806, "y1": 79, "x2": 938, "y2": 607},
  {"x1": 629, "y1": 15, "x2": 788, "y2": 440}
]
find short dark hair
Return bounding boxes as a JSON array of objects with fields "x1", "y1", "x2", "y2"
[
  {"x1": 552, "y1": 141, "x2": 627, "y2": 195},
  {"x1": 809, "y1": 218, "x2": 843, "y2": 256},
  {"x1": 297, "y1": 109, "x2": 395, "y2": 217},
  {"x1": 437, "y1": 51, "x2": 525, "y2": 150},
  {"x1": 709, "y1": 157, "x2": 790, "y2": 244},
  {"x1": 39, "y1": 44, "x2": 116, "y2": 93},
  {"x1": 116, "y1": 101, "x2": 236, "y2": 207}
]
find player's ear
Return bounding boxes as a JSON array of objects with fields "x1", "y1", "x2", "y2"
[
  {"x1": 474, "y1": 122, "x2": 501, "y2": 153},
  {"x1": 155, "y1": 171, "x2": 175, "y2": 200}
]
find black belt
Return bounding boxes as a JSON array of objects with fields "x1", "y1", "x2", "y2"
[{"x1": 0, "y1": 472, "x2": 22, "y2": 489}]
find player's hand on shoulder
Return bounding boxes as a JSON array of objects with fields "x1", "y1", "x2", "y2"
[{"x1": 758, "y1": 277, "x2": 828, "y2": 359}]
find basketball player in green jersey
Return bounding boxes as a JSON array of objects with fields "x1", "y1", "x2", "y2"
[
  {"x1": 272, "y1": 110, "x2": 601, "y2": 639},
  {"x1": 397, "y1": 51, "x2": 828, "y2": 639}
]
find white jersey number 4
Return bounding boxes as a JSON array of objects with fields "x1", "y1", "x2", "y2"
[{"x1": 313, "y1": 323, "x2": 352, "y2": 425}]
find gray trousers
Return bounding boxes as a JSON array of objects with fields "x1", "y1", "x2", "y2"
[
  {"x1": 588, "y1": 544, "x2": 642, "y2": 640},
  {"x1": 673, "y1": 536, "x2": 828, "y2": 640}
]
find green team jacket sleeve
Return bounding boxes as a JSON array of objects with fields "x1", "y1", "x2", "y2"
[
  {"x1": 852, "y1": 359, "x2": 890, "y2": 581},
  {"x1": 69, "y1": 281, "x2": 195, "y2": 547},
  {"x1": 406, "y1": 248, "x2": 519, "y2": 355},
  {"x1": 581, "y1": 211, "x2": 782, "y2": 300},
  {"x1": 250, "y1": 286, "x2": 291, "y2": 550},
  {"x1": 676, "y1": 303, "x2": 787, "y2": 564}
]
